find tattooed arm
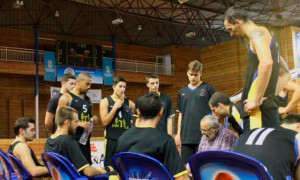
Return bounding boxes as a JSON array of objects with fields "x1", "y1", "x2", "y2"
[{"x1": 244, "y1": 28, "x2": 273, "y2": 113}]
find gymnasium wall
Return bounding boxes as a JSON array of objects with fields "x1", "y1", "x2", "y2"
[{"x1": 0, "y1": 26, "x2": 298, "y2": 139}]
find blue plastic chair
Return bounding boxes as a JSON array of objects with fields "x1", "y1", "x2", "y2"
[
  {"x1": 188, "y1": 150, "x2": 273, "y2": 180},
  {"x1": 112, "y1": 152, "x2": 174, "y2": 180},
  {"x1": 41, "y1": 152, "x2": 108, "y2": 180},
  {"x1": 0, "y1": 150, "x2": 17, "y2": 180},
  {"x1": 7, "y1": 152, "x2": 50, "y2": 180}
]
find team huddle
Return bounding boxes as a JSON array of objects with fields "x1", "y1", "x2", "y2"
[{"x1": 5, "y1": 6, "x2": 300, "y2": 180}]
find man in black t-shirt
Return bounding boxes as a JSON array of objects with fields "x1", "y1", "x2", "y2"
[
  {"x1": 175, "y1": 60, "x2": 217, "y2": 164},
  {"x1": 133, "y1": 73, "x2": 175, "y2": 135},
  {"x1": 117, "y1": 92, "x2": 189, "y2": 180},
  {"x1": 8, "y1": 118, "x2": 49, "y2": 176},
  {"x1": 234, "y1": 114, "x2": 300, "y2": 180},
  {"x1": 45, "y1": 74, "x2": 76, "y2": 134},
  {"x1": 45, "y1": 106, "x2": 112, "y2": 177},
  {"x1": 99, "y1": 76, "x2": 135, "y2": 166},
  {"x1": 209, "y1": 92, "x2": 245, "y2": 135},
  {"x1": 58, "y1": 72, "x2": 98, "y2": 164}
]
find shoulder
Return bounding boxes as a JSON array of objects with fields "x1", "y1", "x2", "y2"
[
  {"x1": 203, "y1": 82, "x2": 216, "y2": 89},
  {"x1": 179, "y1": 86, "x2": 188, "y2": 92},
  {"x1": 100, "y1": 97, "x2": 109, "y2": 105}
]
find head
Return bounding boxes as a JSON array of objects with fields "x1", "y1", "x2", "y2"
[
  {"x1": 14, "y1": 118, "x2": 36, "y2": 141},
  {"x1": 136, "y1": 92, "x2": 164, "y2": 121},
  {"x1": 76, "y1": 73, "x2": 92, "y2": 94},
  {"x1": 55, "y1": 106, "x2": 79, "y2": 136},
  {"x1": 113, "y1": 76, "x2": 127, "y2": 97},
  {"x1": 146, "y1": 73, "x2": 159, "y2": 93},
  {"x1": 281, "y1": 114, "x2": 300, "y2": 133},
  {"x1": 61, "y1": 74, "x2": 76, "y2": 92},
  {"x1": 224, "y1": 6, "x2": 250, "y2": 38},
  {"x1": 187, "y1": 60, "x2": 202, "y2": 86},
  {"x1": 209, "y1": 92, "x2": 231, "y2": 120},
  {"x1": 200, "y1": 115, "x2": 220, "y2": 141}
]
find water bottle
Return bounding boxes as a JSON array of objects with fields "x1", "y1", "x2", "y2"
[{"x1": 79, "y1": 119, "x2": 94, "y2": 145}]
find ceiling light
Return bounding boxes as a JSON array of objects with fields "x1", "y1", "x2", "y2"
[
  {"x1": 185, "y1": 31, "x2": 196, "y2": 38},
  {"x1": 112, "y1": 17, "x2": 123, "y2": 25},
  {"x1": 54, "y1": 11, "x2": 59, "y2": 18},
  {"x1": 13, "y1": 0, "x2": 23, "y2": 9},
  {"x1": 178, "y1": 0, "x2": 189, "y2": 4},
  {"x1": 138, "y1": 25, "x2": 142, "y2": 31}
]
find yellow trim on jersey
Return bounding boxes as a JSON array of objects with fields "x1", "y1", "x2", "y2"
[
  {"x1": 109, "y1": 175, "x2": 119, "y2": 180},
  {"x1": 111, "y1": 95, "x2": 125, "y2": 103},
  {"x1": 168, "y1": 114, "x2": 175, "y2": 118},
  {"x1": 66, "y1": 93, "x2": 73, "y2": 100},
  {"x1": 174, "y1": 170, "x2": 188, "y2": 178},
  {"x1": 247, "y1": 76, "x2": 262, "y2": 129},
  {"x1": 137, "y1": 126, "x2": 155, "y2": 128},
  {"x1": 104, "y1": 138, "x2": 107, "y2": 158},
  {"x1": 231, "y1": 106, "x2": 243, "y2": 129},
  {"x1": 249, "y1": 109, "x2": 262, "y2": 129},
  {"x1": 78, "y1": 164, "x2": 89, "y2": 172},
  {"x1": 133, "y1": 114, "x2": 139, "y2": 118}
]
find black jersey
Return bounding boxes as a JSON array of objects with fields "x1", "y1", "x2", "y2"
[
  {"x1": 134, "y1": 93, "x2": 175, "y2": 133},
  {"x1": 45, "y1": 135, "x2": 89, "y2": 172},
  {"x1": 67, "y1": 92, "x2": 92, "y2": 140},
  {"x1": 228, "y1": 103, "x2": 245, "y2": 135},
  {"x1": 8, "y1": 141, "x2": 42, "y2": 167},
  {"x1": 105, "y1": 96, "x2": 132, "y2": 140},
  {"x1": 242, "y1": 40, "x2": 280, "y2": 103},
  {"x1": 234, "y1": 127, "x2": 298, "y2": 180},
  {"x1": 117, "y1": 127, "x2": 187, "y2": 178},
  {"x1": 241, "y1": 40, "x2": 280, "y2": 129},
  {"x1": 177, "y1": 82, "x2": 216, "y2": 144},
  {"x1": 46, "y1": 92, "x2": 63, "y2": 132}
]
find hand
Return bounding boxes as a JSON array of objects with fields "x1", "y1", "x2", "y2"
[
  {"x1": 244, "y1": 97, "x2": 266, "y2": 114},
  {"x1": 78, "y1": 121, "x2": 92, "y2": 130},
  {"x1": 114, "y1": 99, "x2": 123, "y2": 109},
  {"x1": 279, "y1": 107, "x2": 288, "y2": 114},
  {"x1": 175, "y1": 134, "x2": 181, "y2": 146},
  {"x1": 91, "y1": 115, "x2": 98, "y2": 124}
]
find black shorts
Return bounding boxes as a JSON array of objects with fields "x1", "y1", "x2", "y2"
[
  {"x1": 181, "y1": 144, "x2": 198, "y2": 164},
  {"x1": 243, "y1": 104, "x2": 279, "y2": 132},
  {"x1": 104, "y1": 139, "x2": 118, "y2": 166}
]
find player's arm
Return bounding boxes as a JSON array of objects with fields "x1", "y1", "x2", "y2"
[
  {"x1": 57, "y1": 94, "x2": 71, "y2": 108},
  {"x1": 279, "y1": 81, "x2": 300, "y2": 114},
  {"x1": 175, "y1": 112, "x2": 182, "y2": 146},
  {"x1": 275, "y1": 57, "x2": 291, "y2": 95},
  {"x1": 14, "y1": 143, "x2": 49, "y2": 176},
  {"x1": 99, "y1": 98, "x2": 119, "y2": 127},
  {"x1": 244, "y1": 29, "x2": 273, "y2": 112},
  {"x1": 167, "y1": 116, "x2": 174, "y2": 136},
  {"x1": 82, "y1": 166, "x2": 107, "y2": 177},
  {"x1": 44, "y1": 112, "x2": 55, "y2": 134},
  {"x1": 129, "y1": 100, "x2": 135, "y2": 113}
]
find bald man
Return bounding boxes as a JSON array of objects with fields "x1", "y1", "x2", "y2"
[{"x1": 58, "y1": 72, "x2": 98, "y2": 164}]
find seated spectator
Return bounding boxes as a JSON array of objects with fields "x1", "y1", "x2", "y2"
[
  {"x1": 209, "y1": 92, "x2": 245, "y2": 135},
  {"x1": 45, "y1": 106, "x2": 113, "y2": 177},
  {"x1": 198, "y1": 115, "x2": 237, "y2": 152},
  {"x1": 8, "y1": 118, "x2": 49, "y2": 176},
  {"x1": 234, "y1": 114, "x2": 300, "y2": 179},
  {"x1": 117, "y1": 92, "x2": 189, "y2": 180}
]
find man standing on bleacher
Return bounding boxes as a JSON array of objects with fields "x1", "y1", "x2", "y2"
[
  {"x1": 8, "y1": 118, "x2": 49, "y2": 176},
  {"x1": 117, "y1": 92, "x2": 189, "y2": 180}
]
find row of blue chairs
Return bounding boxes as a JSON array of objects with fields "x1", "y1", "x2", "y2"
[{"x1": 0, "y1": 149, "x2": 273, "y2": 180}]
